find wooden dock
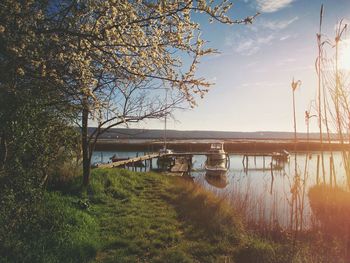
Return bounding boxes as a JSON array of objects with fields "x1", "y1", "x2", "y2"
[
  {"x1": 242, "y1": 150, "x2": 289, "y2": 173},
  {"x1": 97, "y1": 153, "x2": 163, "y2": 168},
  {"x1": 96, "y1": 150, "x2": 289, "y2": 175},
  {"x1": 96, "y1": 151, "x2": 194, "y2": 173},
  {"x1": 96, "y1": 152, "x2": 214, "y2": 169}
]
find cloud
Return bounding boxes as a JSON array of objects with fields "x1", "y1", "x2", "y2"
[
  {"x1": 263, "y1": 16, "x2": 299, "y2": 30},
  {"x1": 234, "y1": 34, "x2": 275, "y2": 55},
  {"x1": 257, "y1": 35, "x2": 274, "y2": 44},
  {"x1": 280, "y1": 35, "x2": 291, "y2": 41},
  {"x1": 256, "y1": 0, "x2": 294, "y2": 13},
  {"x1": 239, "y1": 81, "x2": 285, "y2": 89},
  {"x1": 225, "y1": 11, "x2": 298, "y2": 56}
]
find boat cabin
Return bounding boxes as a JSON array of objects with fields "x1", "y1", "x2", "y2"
[{"x1": 209, "y1": 143, "x2": 225, "y2": 152}]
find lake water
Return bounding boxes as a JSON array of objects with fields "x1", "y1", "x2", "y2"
[{"x1": 92, "y1": 151, "x2": 348, "y2": 229}]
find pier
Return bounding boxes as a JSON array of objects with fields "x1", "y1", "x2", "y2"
[
  {"x1": 97, "y1": 153, "x2": 163, "y2": 169},
  {"x1": 96, "y1": 150, "x2": 289, "y2": 175},
  {"x1": 242, "y1": 150, "x2": 289, "y2": 173}
]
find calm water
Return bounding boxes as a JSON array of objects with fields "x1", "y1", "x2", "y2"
[{"x1": 92, "y1": 151, "x2": 348, "y2": 229}]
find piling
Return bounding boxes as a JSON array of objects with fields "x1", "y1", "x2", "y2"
[
  {"x1": 270, "y1": 162, "x2": 274, "y2": 195},
  {"x1": 246, "y1": 156, "x2": 249, "y2": 173}
]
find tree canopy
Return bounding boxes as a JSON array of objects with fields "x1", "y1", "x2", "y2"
[{"x1": 0, "y1": 0, "x2": 256, "y2": 185}]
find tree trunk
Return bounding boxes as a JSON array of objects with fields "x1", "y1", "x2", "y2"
[{"x1": 82, "y1": 97, "x2": 90, "y2": 187}]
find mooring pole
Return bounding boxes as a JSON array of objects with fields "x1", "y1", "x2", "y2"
[{"x1": 246, "y1": 156, "x2": 249, "y2": 173}]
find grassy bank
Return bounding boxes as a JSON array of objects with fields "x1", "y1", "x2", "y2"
[
  {"x1": 4, "y1": 168, "x2": 319, "y2": 262},
  {"x1": 0, "y1": 190, "x2": 99, "y2": 263},
  {"x1": 87, "y1": 169, "x2": 270, "y2": 262}
]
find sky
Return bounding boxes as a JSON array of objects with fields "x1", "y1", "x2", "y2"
[{"x1": 139, "y1": 0, "x2": 350, "y2": 132}]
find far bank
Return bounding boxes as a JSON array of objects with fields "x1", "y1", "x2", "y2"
[{"x1": 95, "y1": 138, "x2": 348, "y2": 152}]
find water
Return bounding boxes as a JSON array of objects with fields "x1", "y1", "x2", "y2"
[{"x1": 92, "y1": 150, "x2": 348, "y2": 229}]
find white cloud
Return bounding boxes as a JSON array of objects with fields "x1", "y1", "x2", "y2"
[
  {"x1": 280, "y1": 35, "x2": 291, "y2": 41},
  {"x1": 256, "y1": 0, "x2": 294, "y2": 13},
  {"x1": 235, "y1": 39, "x2": 254, "y2": 53},
  {"x1": 257, "y1": 35, "x2": 274, "y2": 44},
  {"x1": 234, "y1": 34, "x2": 275, "y2": 55},
  {"x1": 263, "y1": 16, "x2": 299, "y2": 30}
]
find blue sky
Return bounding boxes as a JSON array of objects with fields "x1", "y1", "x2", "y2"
[{"x1": 142, "y1": 0, "x2": 350, "y2": 132}]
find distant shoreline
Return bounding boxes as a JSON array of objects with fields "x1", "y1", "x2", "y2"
[{"x1": 94, "y1": 138, "x2": 348, "y2": 152}]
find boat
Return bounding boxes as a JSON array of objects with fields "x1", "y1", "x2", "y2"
[
  {"x1": 157, "y1": 147, "x2": 175, "y2": 170},
  {"x1": 204, "y1": 142, "x2": 229, "y2": 177},
  {"x1": 156, "y1": 86, "x2": 175, "y2": 171}
]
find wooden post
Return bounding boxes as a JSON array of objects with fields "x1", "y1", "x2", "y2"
[
  {"x1": 242, "y1": 155, "x2": 246, "y2": 172},
  {"x1": 270, "y1": 162, "x2": 274, "y2": 195},
  {"x1": 316, "y1": 155, "x2": 320, "y2": 184},
  {"x1": 150, "y1": 158, "x2": 153, "y2": 170}
]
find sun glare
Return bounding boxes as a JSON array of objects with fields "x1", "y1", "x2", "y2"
[{"x1": 338, "y1": 39, "x2": 350, "y2": 71}]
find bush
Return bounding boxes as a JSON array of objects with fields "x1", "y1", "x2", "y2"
[{"x1": 0, "y1": 190, "x2": 98, "y2": 263}]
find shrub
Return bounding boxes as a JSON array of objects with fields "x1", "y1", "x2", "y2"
[{"x1": 0, "y1": 191, "x2": 98, "y2": 263}]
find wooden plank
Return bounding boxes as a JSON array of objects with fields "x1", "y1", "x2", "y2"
[{"x1": 98, "y1": 153, "x2": 162, "y2": 168}]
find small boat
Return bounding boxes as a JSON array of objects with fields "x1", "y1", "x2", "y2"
[
  {"x1": 157, "y1": 147, "x2": 175, "y2": 170},
  {"x1": 159, "y1": 147, "x2": 174, "y2": 155},
  {"x1": 205, "y1": 143, "x2": 230, "y2": 177}
]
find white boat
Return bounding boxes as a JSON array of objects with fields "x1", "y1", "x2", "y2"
[
  {"x1": 204, "y1": 143, "x2": 229, "y2": 177},
  {"x1": 156, "y1": 85, "x2": 175, "y2": 171}
]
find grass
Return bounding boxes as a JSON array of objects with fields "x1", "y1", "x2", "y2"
[
  {"x1": 81, "y1": 168, "x2": 279, "y2": 262},
  {"x1": 0, "y1": 190, "x2": 99, "y2": 263},
  {"x1": 87, "y1": 169, "x2": 239, "y2": 262},
  {"x1": 4, "y1": 167, "x2": 321, "y2": 262}
]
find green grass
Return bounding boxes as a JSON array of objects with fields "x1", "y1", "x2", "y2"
[
  {"x1": 83, "y1": 168, "x2": 278, "y2": 262},
  {"x1": 4, "y1": 168, "x2": 304, "y2": 262},
  {"x1": 0, "y1": 190, "x2": 99, "y2": 263}
]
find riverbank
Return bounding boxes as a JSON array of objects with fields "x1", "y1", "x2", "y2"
[
  {"x1": 3, "y1": 168, "x2": 346, "y2": 262},
  {"x1": 85, "y1": 169, "x2": 276, "y2": 262}
]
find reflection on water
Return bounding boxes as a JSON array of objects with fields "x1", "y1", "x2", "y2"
[
  {"x1": 92, "y1": 151, "x2": 348, "y2": 229},
  {"x1": 205, "y1": 173, "x2": 228, "y2": 188},
  {"x1": 193, "y1": 152, "x2": 347, "y2": 229}
]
